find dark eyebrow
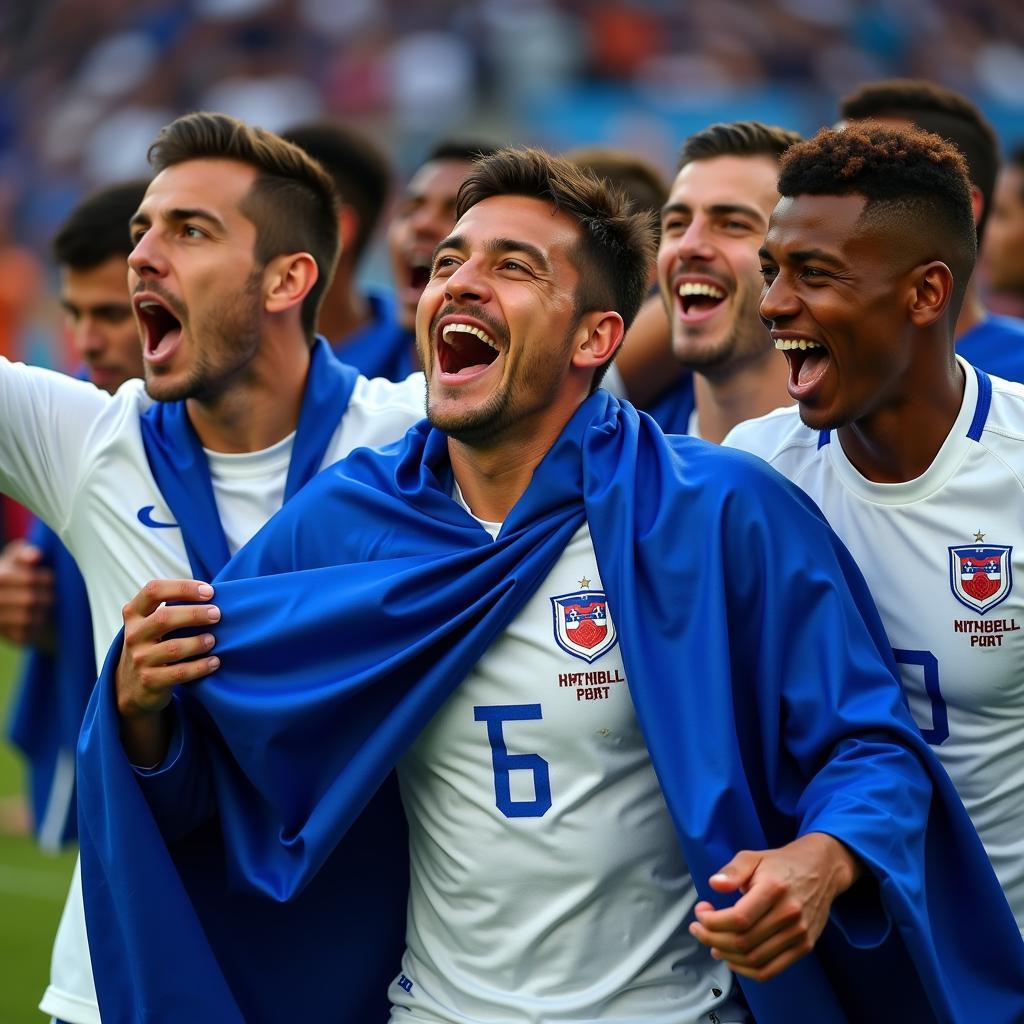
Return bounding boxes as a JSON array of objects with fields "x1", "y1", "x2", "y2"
[
  {"x1": 129, "y1": 206, "x2": 226, "y2": 233},
  {"x1": 661, "y1": 201, "x2": 766, "y2": 224},
  {"x1": 786, "y1": 247, "x2": 846, "y2": 268},
  {"x1": 487, "y1": 237, "x2": 551, "y2": 274},
  {"x1": 433, "y1": 234, "x2": 553, "y2": 274}
]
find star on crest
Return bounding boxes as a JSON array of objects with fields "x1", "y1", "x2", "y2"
[
  {"x1": 578, "y1": 576, "x2": 591, "y2": 589},
  {"x1": 973, "y1": 530, "x2": 985, "y2": 543}
]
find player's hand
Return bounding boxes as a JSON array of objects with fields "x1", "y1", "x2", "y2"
[
  {"x1": 0, "y1": 539, "x2": 55, "y2": 647},
  {"x1": 689, "y1": 832, "x2": 862, "y2": 982},
  {"x1": 116, "y1": 579, "x2": 220, "y2": 765}
]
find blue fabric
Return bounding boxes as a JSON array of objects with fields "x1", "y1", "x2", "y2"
[
  {"x1": 6, "y1": 517, "x2": 93, "y2": 848},
  {"x1": 330, "y1": 289, "x2": 417, "y2": 382},
  {"x1": 138, "y1": 337, "x2": 360, "y2": 581},
  {"x1": 957, "y1": 314, "x2": 1024, "y2": 384},
  {"x1": 642, "y1": 371, "x2": 696, "y2": 434},
  {"x1": 79, "y1": 392, "x2": 1024, "y2": 1023}
]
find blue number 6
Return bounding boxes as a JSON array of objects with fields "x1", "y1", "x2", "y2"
[
  {"x1": 892, "y1": 648, "x2": 949, "y2": 746},
  {"x1": 474, "y1": 704, "x2": 552, "y2": 818}
]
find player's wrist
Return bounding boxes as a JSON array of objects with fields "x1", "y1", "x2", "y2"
[{"x1": 805, "y1": 831, "x2": 863, "y2": 895}]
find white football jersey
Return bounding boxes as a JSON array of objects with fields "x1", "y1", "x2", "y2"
[
  {"x1": 0, "y1": 358, "x2": 426, "y2": 1022},
  {"x1": 389, "y1": 504, "x2": 747, "y2": 1023},
  {"x1": 724, "y1": 359, "x2": 1024, "y2": 933}
]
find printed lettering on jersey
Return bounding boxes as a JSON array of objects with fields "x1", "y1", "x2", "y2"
[
  {"x1": 551, "y1": 589, "x2": 618, "y2": 663},
  {"x1": 948, "y1": 544, "x2": 1013, "y2": 614}
]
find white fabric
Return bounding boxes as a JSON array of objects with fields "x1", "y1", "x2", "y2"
[
  {"x1": 0, "y1": 358, "x2": 425, "y2": 1021},
  {"x1": 389, "y1": 494, "x2": 744, "y2": 1023},
  {"x1": 724, "y1": 358, "x2": 1024, "y2": 933}
]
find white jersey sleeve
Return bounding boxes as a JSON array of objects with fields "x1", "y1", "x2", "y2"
[
  {"x1": 326, "y1": 371, "x2": 425, "y2": 462},
  {"x1": 0, "y1": 359, "x2": 120, "y2": 530}
]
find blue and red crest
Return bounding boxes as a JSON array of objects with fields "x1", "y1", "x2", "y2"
[
  {"x1": 948, "y1": 544, "x2": 1013, "y2": 614},
  {"x1": 550, "y1": 590, "x2": 618, "y2": 663}
]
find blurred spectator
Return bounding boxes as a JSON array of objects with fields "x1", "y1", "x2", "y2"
[
  {"x1": 281, "y1": 120, "x2": 397, "y2": 362},
  {"x1": 840, "y1": 77, "x2": 1024, "y2": 383},
  {"x1": 983, "y1": 145, "x2": 1024, "y2": 317}
]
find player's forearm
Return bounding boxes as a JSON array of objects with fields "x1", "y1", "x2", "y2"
[{"x1": 119, "y1": 706, "x2": 174, "y2": 767}]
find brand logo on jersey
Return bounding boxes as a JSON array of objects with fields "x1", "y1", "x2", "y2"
[
  {"x1": 137, "y1": 505, "x2": 179, "y2": 529},
  {"x1": 550, "y1": 590, "x2": 618, "y2": 663},
  {"x1": 949, "y1": 544, "x2": 1012, "y2": 614}
]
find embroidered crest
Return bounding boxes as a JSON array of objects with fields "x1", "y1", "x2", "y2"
[
  {"x1": 550, "y1": 590, "x2": 618, "y2": 663},
  {"x1": 948, "y1": 544, "x2": 1013, "y2": 614}
]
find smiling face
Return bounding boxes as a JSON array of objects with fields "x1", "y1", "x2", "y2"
[
  {"x1": 416, "y1": 194, "x2": 591, "y2": 448},
  {"x1": 657, "y1": 154, "x2": 780, "y2": 376},
  {"x1": 59, "y1": 255, "x2": 143, "y2": 394},
  {"x1": 388, "y1": 158, "x2": 476, "y2": 332},
  {"x1": 759, "y1": 192, "x2": 923, "y2": 430},
  {"x1": 128, "y1": 158, "x2": 266, "y2": 403}
]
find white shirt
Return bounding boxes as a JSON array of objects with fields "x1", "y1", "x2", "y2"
[
  {"x1": 724, "y1": 358, "x2": 1024, "y2": 933},
  {"x1": 388, "y1": 495, "x2": 746, "y2": 1024},
  {"x1": 0, "y1": 358, "x2": 425, "y2": 1022}
]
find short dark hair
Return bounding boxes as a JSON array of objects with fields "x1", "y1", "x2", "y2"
[
  {"x1": 425, "y1": 139, "x2": 500, "y2": 165},
  {"x1": 678, "y1": 121, "x2": 802, "y2": 169},
  {"x1": 280, "y1": 120, "x2": 392, "y2": 262},
  {"x1": 839, "y1": 79, "x2": 999, "y2": 243},
  {"x1": 148, "y1": 111, "x2": 340, "y2": 340},
  {"x1": 778, "y1": 124, "x2": 977, "y2": 322},
  {"x1": 52, "y1": 180, "x2": 150, "y2": 270},
  {"x1": 456, "y1": 146, "x2": 656, "y2": 389}
]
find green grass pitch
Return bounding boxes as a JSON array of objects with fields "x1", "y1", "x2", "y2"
[{"x1": 0, "y1": 641, "x2": 79, "y2": 1023}]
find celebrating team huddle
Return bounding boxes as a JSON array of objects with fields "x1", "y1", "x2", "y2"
[{"x1": 2, "y1": 76, "x2": 1024, "y2": 1024}]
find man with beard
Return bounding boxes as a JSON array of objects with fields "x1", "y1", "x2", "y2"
[
  {"x1": 725, "y1": 123, "x2": 1024, "y2": 937},
  {"x1": 656, "y1": 122, "x2": 797, "y2": 442},
  {"x1": 3, "y1": 181, "x2": 146, "y2": 852},
  {"x1": 0, "y1": 112, "x2": 425, "y2": 1024},
  {"x1": 83, "y1": 148, "x2": 1023, "y2": 1023}
]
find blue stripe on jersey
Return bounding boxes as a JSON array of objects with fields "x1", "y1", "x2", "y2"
[
  {"x1": 967, "y1": 365, "x2": 992, "y2": 441},
  {"x1": 817, "y1": 430, "x2": 831, "y2": 448}
]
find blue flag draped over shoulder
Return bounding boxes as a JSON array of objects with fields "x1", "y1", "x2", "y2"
[
  {"x1": 137, "y1": 336, "x2": 360, "y2": 580},
  {"x1": 79, "y1": 392, "x2": 1024, "y2": 1023},
  {"x1": 6, "y1": 517, "x2": 94, "y2": 848}
]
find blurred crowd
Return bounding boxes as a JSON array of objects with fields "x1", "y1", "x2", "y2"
[{"x1": 1, "y1": 0, "x2": 1023, "y2": 369}]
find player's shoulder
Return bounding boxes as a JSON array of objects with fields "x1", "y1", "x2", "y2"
[
  {"x1": 721, "y1": 404, "x2": 819, "y2": 466},
  {"x1": 979, "y1": 369, "x2": 1024, "y2": 447}
]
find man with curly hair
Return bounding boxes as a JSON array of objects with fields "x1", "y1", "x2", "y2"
[{"x1": 726, "y1": 122, "x2": 1024, "y2": 939}]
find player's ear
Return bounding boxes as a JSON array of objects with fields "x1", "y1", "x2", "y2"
[
  {"x1": 570, "y1": 311, "x2": 624, "y2": 372},
  {"x1": 263, "y1": 253, "x2": 318, "y2": 315},
  {"x1": 908, "y1": 260, "x2": 954, "y2": 328}
]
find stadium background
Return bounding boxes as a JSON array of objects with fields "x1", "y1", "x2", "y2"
[{"x1": 0, "y1": 0, "x2": 1022, "y2": 1018}]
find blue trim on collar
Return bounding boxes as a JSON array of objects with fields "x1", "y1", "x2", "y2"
[
  {"x1": 967, "y1": 365, "x2": 992, "y2": 441},
  {"x1": 817, "y1": 430, "x2": 831, "y2": 449}
]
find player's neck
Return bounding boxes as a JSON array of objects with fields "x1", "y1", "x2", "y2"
[
  {"x1": 953, "y1": 278, "x2": 987, "y2": 339},
  {"x1": 186, "y1": 332, "x2": 311, "y2": 454},
  {"x1": 447, "y1": 405, "x2": 579, "y2": 524},
  {"x1": 693, "y1": 350, "x2": 792, "y2": 444},
  {"x1": 837, "y1": 355, "x2": 964, "y2": 484}
]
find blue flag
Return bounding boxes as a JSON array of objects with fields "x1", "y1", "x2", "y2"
[
  {"x1": 79, "y1": 391, "x2": 1024, "y2": 1023},
  {"x1": 138, "y1": 336, "x2": 361, "y2": 580},
  {"x1": 6, "y1": 517, "x2": 93, "y2": 848}
]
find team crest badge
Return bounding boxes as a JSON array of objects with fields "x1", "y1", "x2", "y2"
[
  {"x1": 551, "y1": 590, "x2": 618, "y2": 663},
  {"x1": 948, "y1": 544, "x2": 1013, "y2": 614}
]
